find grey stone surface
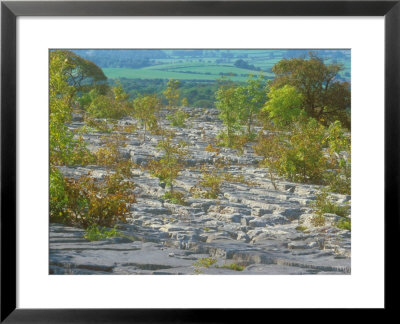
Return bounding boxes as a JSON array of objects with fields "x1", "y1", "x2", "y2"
[{"x1": 51, "y1": 108, "x2": 351, "y2": 275}]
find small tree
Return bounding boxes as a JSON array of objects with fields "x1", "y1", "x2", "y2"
[
  {"x1": 324, "y1": 121, "x2": 351, "y2": 194},
  {"x1": 284, "y1": 118, "x2": 327, "y2": 183},
  {"x1": 49, "y1": 50, "x2": 94, "y2": 166},
  {"x1": 272, "y1": 53, "x2": 351, "y2": 128},
  {"x1": 254, "y1": 129, "x2": 281, "y2": 190},
  {"x1": 163, "y1": 79, "x2": 181, "y2": 109},
  {"x1": 88, "y1": 83, "x2": 132, "y2": 119},
  {"x1": 133, "y1": 94, "x2": 161, "y2": 142},
  {"x1": 181, "y1": 97, "x2": 189, "y2": 107},
  {"x1": 147, "y1": 136, "x2": 188, "y2": 192},
  {"x1": 238, "y1": 74, "x2": 267, "y2": 136},
  {"x1": 262, "y1": 85, "x2": 304, "y2": 127},
  {"x1": 215, "y1": 82, "x2": 241, "y2": 147},
  {"x1": 255, "y1": 118, "x2": 327, "y2": 184}
]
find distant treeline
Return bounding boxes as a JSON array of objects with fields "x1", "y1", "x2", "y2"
[
  {"x1": 73, "y1": 49, "x2": 167, "y2": 68},
  {"x1": 114, "y1": 78, "x2": 220, "y2": 108},
  {"x1": 234, "y1": 59, "x2": 261, "y2": 71},
  {"x1": 73, "y1": 49, "x2": 350, "y2": 70}
]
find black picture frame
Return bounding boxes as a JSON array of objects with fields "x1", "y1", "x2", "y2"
[{"x1": 1, "y1": 0, "x2": 398, "y2": 322}]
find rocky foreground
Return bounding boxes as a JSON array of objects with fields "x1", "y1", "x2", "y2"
[{"x1": 50, "y1": 108, "x2": 351, "y2": 275}]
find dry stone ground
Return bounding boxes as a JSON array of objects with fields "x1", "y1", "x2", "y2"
[{"x1": 50, "y1": 108, "x2": 351, "y2": 275}]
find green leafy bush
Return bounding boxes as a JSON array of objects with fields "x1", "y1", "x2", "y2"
[
  {"x1": 167, "y1": 109, "x2": 189, "y2": 127},
  {"x1": 262, "y1": 85, "x2": 304, "y2": 127},
  {"x1": 255, "y1": 118, "x2": 351, "y2": 189},
  {"x1": 195, "y1": 257, "x2": 217, "y2": 267},
  {"x1": 133, "y1": 94, "x2": 161, "y2": 141},
  {"x1": 163, "y1": 79, "x2": 181, "y2": 109},
  {"x1": 215, "y1": 82, "x2": 241, "y2": 147},
  {"x1": 193, "y1": 257, "x2": 217, "y2": 273},
  {"x1": 216, "y1": 263, "x2": 245, "y2": 271},
  {"x1": 336, "y1": 218, "x2": 351, "y2": 231},
  {"x1": 190, "y1": 165, "x2": 224, "y2": 199},
  {"x1": 83, "y1": 225, "x2": 122, "y2": 241},
  {"x1": 311, "y1": 189, "x2": 350, "y2": 218},
  {"x1": 255, "y1": 118, "x2": 327, "y2": 184},
  {"x1": 49, "y1": 170, "x2": 135, "y2": 228},
  {"x1": 147, "y1": 137, "x2": 187, "y2": 189},
  {"x1": 49, "y1": 167, "x2": 71, "y2": 223},
  {"x1": 324, "y1": 121, "x2": 351, "y2": 195},
  {"x1": 88, "y1": 84, "x2": 132, "y2": 119},
  {"x1": 162, "y1": 191, "x2": 186, "y2": 205}
]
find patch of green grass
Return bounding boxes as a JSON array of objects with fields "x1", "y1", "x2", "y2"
[
  {"x1": 83, "y1": 225, "x2": 122, "y2": 241},
  {"x1": 336, "y1": 217, "x2": 351, "y2": 231},
  {"x1": 193, "y1": 257, "x2": 217, "y2": 268},
  {"x1": 311, "y1": 190, "x2": 350, "y2": 217},
  {"x1": 166, "y1": 109, "x2": 189, "y2": 127},
  {"x1": 193, "y1": 257, "x2": 217, "y2": 273},
  {"x1": 103, "y1": 67, "x2": 251, "y2": 82},
  {"x1": 216, "y1": 263, "x2": 245, "y2": 271},
  {"x1": 222, "y1": 172, "x2": 255, "y2": 186},
  {"x1": 311, "y1": 215, "x2": 326, "y2": 227},
  {"x1": 295, "y1": 225, "x2": 308, "y2": 232},
  {"x1": 162, "y1": 191, "x2": 186, "y2": 205}
]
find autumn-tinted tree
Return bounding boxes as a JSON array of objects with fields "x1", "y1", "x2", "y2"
[{"x1": 272, "y1": 53, "x2": 350, "y2": 128}]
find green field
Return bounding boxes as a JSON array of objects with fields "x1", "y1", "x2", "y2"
[
  {"x1": 104, "y1": 68, "x2": 237, "y2": 81},
  {"x1": 102, "y1": 50, "x2": 350, "y2": 82}
]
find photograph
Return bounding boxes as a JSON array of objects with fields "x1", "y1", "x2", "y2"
[{"x1": 49, "y1": 48, "x2": 351, "y2": 275}]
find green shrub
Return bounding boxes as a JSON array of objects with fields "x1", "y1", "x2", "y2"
[
  {"x1": 87, "y1": 84, "x2": 132, "y2": 119},
  {"x1": 85, "y1": 116, "x2": 113, "y2": 133},
  {"x1": 191, "y1": 171, "x2": 223, "y2": 199},
  {"x1": 193, "y1": 257, "x2": 217, "y2": 273},
  {"x1": 49, "y1": 167, "x2": 71, "y2": 224},
  {"x1": 215, "y1": 83, "x2": 241, "y2": 147},
  {"x1": 133, "y1": 94, "x2": 161, "y2": 141},
  {"x1": 162, "y1": 191, "x2": 186, "y2": 205},
  {"x1": 216, "y1": 131, "x2": 249, "y2": 153},
  {"x1": 204, "y1": 143, "x2": 220, "y2": 153},
  {"x1": 222, "y1": 172, "x2": 255, "y2": 186},
  {"x1": 336, "y1": 218, "x2": 351, "y2": 231},
  {"x1": 166, "y1": 109, "x2": 189, "y2": 127},
  {"x1": 216, "y1": 263, "x2": 245, "y2": 271},
  {"x1": 49, "y1": 171, "x2": 135, "y2": 228},
  {"x1": 255, "y1": 119, "x2": 327, "y2": 184},
  {"x1": 262, "y1": 85, "x2": 304, "y2": 127},
  {"x1": 83, "y1": 225, "x2": 122, "y2": 241},
  {"x1": 324, "y1": 121, "x2": 351, "y2": 195},
  {"x1": 95, "y1": 133, "x2": 129, "y2": 168},
  {"x1": 255, "y1": 118, "x2": 351, "y2": 190},
  {"x1": 311, "y1": 215, "x2": 326, "y2": 227},
  {"x1": 147, "y1": 137, "x2": 187, "y2": 189},
  {"x1": 193, "y1": 257, "x2": 217, "y2": 268},
  {"x1": 311, "y1": 189, "x2": 350, "y2": 218}
]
